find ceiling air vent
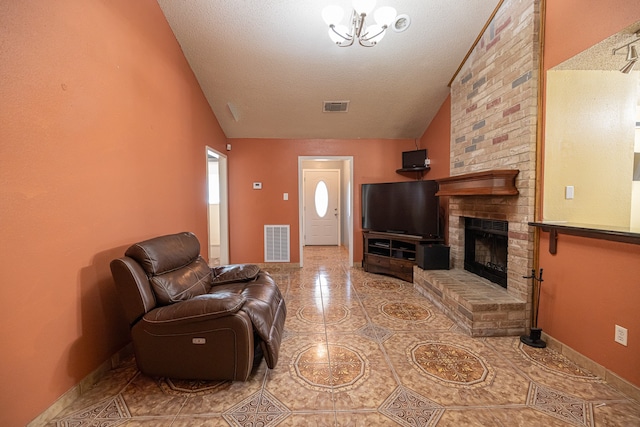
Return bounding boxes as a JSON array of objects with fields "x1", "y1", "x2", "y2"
[{"x1": 323, "y1": 101, "x2": 349, "y2": 113}]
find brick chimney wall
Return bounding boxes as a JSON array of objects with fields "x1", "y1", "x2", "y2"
[{"x1": 448, "y1": 0, "x2": 540, "y2": 307}]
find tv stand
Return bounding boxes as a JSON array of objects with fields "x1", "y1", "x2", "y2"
[{"x1": 363, "y1": 231, "x2": 443, "y2": 282}]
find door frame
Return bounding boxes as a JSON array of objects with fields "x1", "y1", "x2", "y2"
[
  {"x1": 303, "y1": 168, "x2": 341, "y2": 246},
  {"x1": 298, "y1": 156, "x2": 354, "y2": 268},
  {"x1": 206, "y1": 147, "x2": 229, "y2": 266}
]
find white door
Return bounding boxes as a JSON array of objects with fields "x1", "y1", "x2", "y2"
[{"x1": 304, "y1": 169, "x2": 340, "y2": 245}]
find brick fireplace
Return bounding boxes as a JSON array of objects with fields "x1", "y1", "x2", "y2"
[{"x1": 414, "y1": 0, "x2": 540, "y2": 337}]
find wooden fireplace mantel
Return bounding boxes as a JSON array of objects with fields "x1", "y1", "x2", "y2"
[{"x1": 435, "y1": 169, "x2": 519, "y2": 196}]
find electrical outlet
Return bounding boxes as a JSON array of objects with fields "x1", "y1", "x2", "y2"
[{"x1": 614, "y1": 325, "x2": 628, "y2": 346}]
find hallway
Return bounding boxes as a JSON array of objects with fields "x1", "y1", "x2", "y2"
[{"x1": 50, "y1": 246, "x2": 640, "y2": 426}]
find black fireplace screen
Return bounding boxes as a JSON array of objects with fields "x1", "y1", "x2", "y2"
[{"x1": 464, "y1": 218, "x2": 508, "y2": 288}]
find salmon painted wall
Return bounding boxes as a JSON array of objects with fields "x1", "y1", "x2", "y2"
[
  {"x1": 538, "y1": 235, "x2": 640, "y2": 384},
  {"x1": 539, "y1": 0, "x2": 640, "y2": 387},
  {"x1": 418, "y1": 95, "x2": 452, "y2": 243},
  {"x1": 226, "y1": 138, "x2": 416, "y2": 264},
  {"x1": 0, "y1": 1, "x2": 225, "y2": 425},
  {"x1": 418, "y1": 95, "x2": 451, "y2": 180}
]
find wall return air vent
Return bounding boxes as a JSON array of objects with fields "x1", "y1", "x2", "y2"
[
  {"x1": 264, "y1": 225, "x2": 290, "y2": 262},
  {"x1": 323, "y1": 101, "x2": 349, "y2": 113}
]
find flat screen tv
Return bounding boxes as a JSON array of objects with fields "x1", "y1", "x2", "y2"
[
  {"x1": 361, "y1": 180, "x2": 440, "y2": 238},
  {"x1": 402, "y1": 149, "x2": 427, "y2": 169}
]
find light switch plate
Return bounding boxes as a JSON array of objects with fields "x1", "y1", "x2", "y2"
[{"x1": 565, "y1": 186, "x2": 574, "y2": 199}]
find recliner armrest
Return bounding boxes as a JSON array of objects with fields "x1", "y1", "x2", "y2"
[
  {"x1": 141, "y1": 293, "x2": 246, "y2": 325},
  {"x1": 211, "y1": 264, "x2": 260, "y2": 284}
]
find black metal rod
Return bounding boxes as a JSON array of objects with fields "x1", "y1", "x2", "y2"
[{"x1": 522, "y1": 268, "x2": 544, "y2": 327}]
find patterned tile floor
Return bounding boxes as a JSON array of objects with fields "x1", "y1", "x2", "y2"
[{"x1": 50, "y1": 246, "x2": 640, "y2": 426}]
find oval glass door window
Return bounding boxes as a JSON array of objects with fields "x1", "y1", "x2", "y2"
[{"x1": 315, "y1": 180, "x2": 329, "y2": 218}]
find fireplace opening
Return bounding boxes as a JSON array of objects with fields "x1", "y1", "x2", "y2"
[{"x1": 464, "y1": 218, "x2": 508, "y2": 288}]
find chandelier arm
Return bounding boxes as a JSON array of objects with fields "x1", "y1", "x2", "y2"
[
  {"x1": 329, "y1": 24, "x2": 353, "y2": 42},
  {"x1": 354, "y1": 12, "x2": 366, "y2": 39},
  {"x1": 337, "y1": 37, "x2": 355, "y2": 47},
  {"x1": 612, "y1": 33, "x2": 640, "y2": 55},
  {"x1": 360, "y1": 25, "x2": 388, "y2": 42}
]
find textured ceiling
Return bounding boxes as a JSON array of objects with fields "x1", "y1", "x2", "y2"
[{"x1": 157, "y1": 0, "x2": 501, "y2": 139}]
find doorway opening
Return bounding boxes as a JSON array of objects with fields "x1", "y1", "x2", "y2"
[
  {"x1": 298, "y1": 156, "x2": 354, "y2": 268},
  {"x1": 206, "y1": 147, "x2": 229, "y2": 266}
]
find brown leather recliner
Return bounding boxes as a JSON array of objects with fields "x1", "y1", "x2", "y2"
[{"x1": 110, "y1": 232, "x2": 286, "y2": 381}]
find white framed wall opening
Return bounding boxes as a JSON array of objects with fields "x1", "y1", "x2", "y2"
[
  {"x1": 206, "y1": 147, "x2": 229, "y2": 266},
  {"x1": 298, "y1": 156, "x2": 354, "y2": 268}
]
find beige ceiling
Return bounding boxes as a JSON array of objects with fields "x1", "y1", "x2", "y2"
[{"x1": 157, "y1": 0, "x2": 501, "y2": 139}]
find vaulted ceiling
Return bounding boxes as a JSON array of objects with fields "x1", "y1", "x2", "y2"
[{"x1": 157, "y1": 1, "x2": 501, "y2": 139}]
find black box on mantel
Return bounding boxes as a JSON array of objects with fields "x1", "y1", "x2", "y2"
[{"x1": 417, "y1": 244, "x2": 450, "y2": 270}]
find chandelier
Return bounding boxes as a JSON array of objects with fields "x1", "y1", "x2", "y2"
[
  {"x1": 321, "y1": 0, "x2": 407, "y2": 47},
  {"x1": 612, "y1": 31, "x2": 639, "y2": 74}
]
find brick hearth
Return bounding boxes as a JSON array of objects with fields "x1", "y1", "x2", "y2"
[{"x1": 414, "y1": 267, "x2": 526, "y2": 337}]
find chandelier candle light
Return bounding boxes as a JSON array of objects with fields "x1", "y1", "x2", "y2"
[{"x1": 322, "y1": 0, "x2": 406, "y2": 47}]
